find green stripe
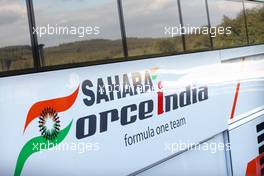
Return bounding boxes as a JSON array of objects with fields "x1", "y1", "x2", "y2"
[
  {"x1": 14, "y1": 121, "x2": 72, "y2": 176},
  {"x1": 151, "y1": 75, "x2": 157, "y2": 80}
]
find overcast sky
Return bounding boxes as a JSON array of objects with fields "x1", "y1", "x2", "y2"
[{"x1": 0, "y1": 0, "x2": 262, "y2": 48}]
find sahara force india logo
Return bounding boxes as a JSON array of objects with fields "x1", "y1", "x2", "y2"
[
  {"x1": 14, "y1": 86, "x2": 79, "y2": 176},
  {"x1": 14, "y1": 67, "x2": 209, "y2": 175}
]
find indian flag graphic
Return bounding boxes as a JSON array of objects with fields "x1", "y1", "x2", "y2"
[{"x1": 14, "y1": 86, "x2": 79, "y2": 176}]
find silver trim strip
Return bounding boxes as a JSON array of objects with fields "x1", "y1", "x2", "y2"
[
  {"x1": 229, "y1": 105, "x2": 264, "y2": 130},
  {"x1": 220, "y1": 45, "x2": 264, "y2": 61}
]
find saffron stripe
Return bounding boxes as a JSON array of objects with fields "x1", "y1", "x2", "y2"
[
  {"x1": 230, "y1": 82, "x2": 241, "y2": 120},
  {"x1": 24, "y1": 86, "x2": 79, "y2": 132}
]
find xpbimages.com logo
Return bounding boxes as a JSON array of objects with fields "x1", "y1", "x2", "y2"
[{"x1": 14, "y1": 86, "x2": 79, "y2": 176}]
